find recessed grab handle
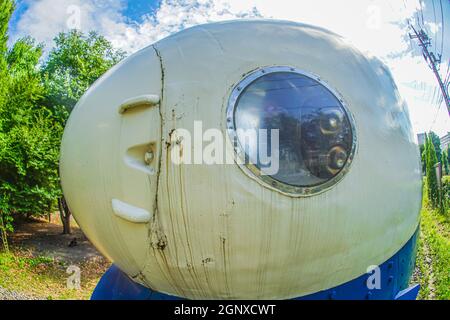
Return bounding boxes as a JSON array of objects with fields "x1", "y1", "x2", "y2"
[
  {"x1": 112, "y1": 199, "x2": 152, "y2": 223},
  {"x1": 118, "y1": 94, "x2": 160, "y2": 114}
]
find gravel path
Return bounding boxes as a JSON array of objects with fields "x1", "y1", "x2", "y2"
[{"x1": 0, "y1": 286, "x2": 39, "y2": 300}]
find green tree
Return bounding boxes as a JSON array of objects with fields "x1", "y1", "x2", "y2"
[
  {"x1": 0, "y1": 0, "x2": 14, "y2": 252},
  {"x1": 429, "y1": 131, "x2": 442, "y2": 163},
  {"x1": 426, "y1": 135, "x2": 439, "y2": 208},
  {"x1": 42, "y1": 30, "x2": 125, "y2": 117},
  {"x1": 443, "y1": 150, "x2": 449, "y2": 176},
  {"x1": 447, "y1": 145, "x2": 450, "y2": 166},
  {"x1": 41, "y1": 30, "x2": 125, "y2": 233},
  {"x1": 0, "y1": 0, "x2": 63, "y2": 250},
  {"x1": 420, "y1": 143, "x2": 426, "y2": 174},
  {"x1": 0, "y1": 2, "x2": 125, "y2": 242}
]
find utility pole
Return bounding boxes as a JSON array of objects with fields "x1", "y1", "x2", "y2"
[{"x1": 409, "y1": 25, "x2": 450, "y2": 117}]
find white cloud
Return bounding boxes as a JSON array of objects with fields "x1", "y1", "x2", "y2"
[
  {"x1": 12, "y1": 0, "x2": 262, "y2": 53},
  {"x1": 12, "y1": 0, "x2": 449, "y2": 136},
  {"x1": 102, "y1": 0, "x2": 263, "y2": 53},
  {"x1": 13, "y1": 0, "x2": 127, "y2": 47}
]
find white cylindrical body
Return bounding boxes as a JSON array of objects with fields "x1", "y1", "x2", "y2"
[{"x1": 60, "y1": 20, "x2": 422, "y2": 299}]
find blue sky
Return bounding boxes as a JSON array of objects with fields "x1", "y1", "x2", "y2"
[
  {"x1": 7, "y1": 0, "x2": 450, "y2": 137},
  {"x1": 122, "y1": 0, "x2": 161, "y2": 22},
  {"x1": 10, "y1": 0, "x2": 163, "y2": 30}
]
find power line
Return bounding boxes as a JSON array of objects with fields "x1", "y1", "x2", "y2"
[
  {"x1": 419, "y1": 0, "x2": 425, "y2": 27},
  {"x1": 444, "y1": 62, "x2": 450, "y2": 85},
  {"x1": 430, "y1": 98, "x2": 443, "y2": 131},
  {"x1": 438, "y1": 0, "x2": 445, "y2": 60},
  {"x1": 409, "y1": 25, "x2": 450, "y2": 117}
]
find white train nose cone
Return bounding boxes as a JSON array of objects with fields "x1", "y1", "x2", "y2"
[{"x1": 60, "y1": 20, "x2": 422, "y2": 299}]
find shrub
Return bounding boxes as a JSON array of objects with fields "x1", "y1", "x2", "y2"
[
  {"x1": 425, "y1": 136, "x2": 439, "y2": 208},
  {"x1": 442, "y1": 176, "x2": 450, "y2": 212}
]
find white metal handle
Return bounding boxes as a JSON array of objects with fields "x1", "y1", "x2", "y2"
[
  {"x1": 118, "y1": 94, "x2": 160, "y2": 114},
  {"x1": 112, "y1": 199, "x2": 152, "y2": 223}
]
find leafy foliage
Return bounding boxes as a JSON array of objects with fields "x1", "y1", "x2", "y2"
[
  {"x1": 447, "y1": 145, "x2": 450, "y2": 165},
  {"x1": 443, "y1": 150, "x2": 449, "y2": 176},
  {"x1": 425, "y1": 135, "x2": 439, "y2": 208},
  {"x1": 428, "y1": 131, "x2": 442, "y2": 164},
  {"x1": 0, "y1": 0, "x2": 13, "y2": 54},
  {"x1": 0, "y1": 115, "x2": 63, "y2": 215},
  {"x1": 0, "y1": 2, "x2": 124, "y2": 246},
  {"x1": 443, "y1": 176, "x2": 450, "y2": 208},
  {"x1": 0, "y1": 1, "x2": 64, "y2": 244},
  {"x1": 420, "y1": 143, "x2": 426, "y2": 174},
  {"x1": 41, "y1": 30, "x2": 125, "y2": 115}
]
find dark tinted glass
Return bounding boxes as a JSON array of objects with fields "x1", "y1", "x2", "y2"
[{"x1": 234, "y1": 72, "x2": 353, "y2": 187}]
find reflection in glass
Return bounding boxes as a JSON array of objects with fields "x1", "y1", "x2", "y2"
[{"x1": 234, "y1": 72, "x2": 353, "y2": 187}]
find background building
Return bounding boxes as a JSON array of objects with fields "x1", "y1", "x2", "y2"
[
  {"x1": 417, "y1": 133, "x2": 426, "y2": 146},
  {"x1": 441, "y1": 132, "x2": 450, "y2": 151}
]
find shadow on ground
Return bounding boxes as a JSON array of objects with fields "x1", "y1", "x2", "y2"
[{"x1": 9, "y1": 215, "x2": 106, "y2": 265}]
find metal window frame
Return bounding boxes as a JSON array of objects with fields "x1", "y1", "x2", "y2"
[{"x1": 226, "y1": 66, "x2": 358, "y2": 197}]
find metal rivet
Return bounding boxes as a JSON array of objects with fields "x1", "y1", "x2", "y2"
[{"x1": 144, "y1": 151, "x2": 154, "y2": 165}]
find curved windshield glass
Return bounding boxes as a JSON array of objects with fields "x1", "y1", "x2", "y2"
[{"x1": 234, "y1": 71, "x2": 353, "y2": 187}]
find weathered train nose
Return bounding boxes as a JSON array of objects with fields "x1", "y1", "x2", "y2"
[
  {"x1": 60, "y1": 20, "x2": 422, "y2": 299},
  {"x1": 60, "y1": 46, "x2": 163, "y2": 279}
]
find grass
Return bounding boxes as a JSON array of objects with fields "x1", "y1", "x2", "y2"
[
  {"x1": 415, "y1": 185, "x2": 450, "y2": 300},
  {"x1": 0, "y1": 248, "x2": 106, "y2": 300}
]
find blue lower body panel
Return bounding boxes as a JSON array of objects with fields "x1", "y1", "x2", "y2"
[{"x1": 91, "y1": 227, "x2": 420, "y2": 300}]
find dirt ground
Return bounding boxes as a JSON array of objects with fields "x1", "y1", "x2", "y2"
[{"x1": 9, "y1": 214, "x2": 107, "y2": 265}]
